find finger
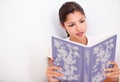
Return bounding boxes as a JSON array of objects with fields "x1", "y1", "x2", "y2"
[
  {"x1": 48, "y1": 66, "x2": 62, "y2": 71},
  {"x1": 108, "y1": 61, "x2": 119, "y2": 67},
  {"x1": 104, "y1": 67, "x2": 120, "y2": 72},
  {"x1": 47, "y1": 70, "x2": 64, "y2": 78},
  {"x1": 103, "y1": 68, "x2": 120, "y2": 77},
  {"x1": 49, "y1": 71, "x2": 64, "y2": 77},
  {"x1": 46, "y1": 65, "x2": 63, "y2": 78},
  {"x1": 103, "y1": 71, "x2": 120, "y2": 77},
  {"x1": 47, "y1": 73, "x2": 63, "y2": 80}
]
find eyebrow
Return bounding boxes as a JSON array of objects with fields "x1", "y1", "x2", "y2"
[{"x1": 79, "y1": 17, "x2": 85, "y2": 21}]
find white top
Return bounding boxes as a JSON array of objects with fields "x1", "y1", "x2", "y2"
[{"x1": 65, "y1": 35, "x2": 100, "y2": 46}]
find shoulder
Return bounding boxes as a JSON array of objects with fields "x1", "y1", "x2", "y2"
[{"x1": 65, "y1": 37, "x2": 70, "y2": 41}]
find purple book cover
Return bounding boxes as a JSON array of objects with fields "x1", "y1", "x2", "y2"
[
  {"x1": 89, "y1": 35, "x2": 117, "y2": 82},
  {"x1": 51, "y1": 34, "x2": 117, "y2": 82}
]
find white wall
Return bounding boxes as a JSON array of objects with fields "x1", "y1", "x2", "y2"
[{"x1": 0, "y1": 0, "x2": 120, "y2": 82}]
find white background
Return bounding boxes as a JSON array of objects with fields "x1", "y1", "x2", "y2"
[{"x1": 0, "y1": 0, "x2": 120, "y2": 82}]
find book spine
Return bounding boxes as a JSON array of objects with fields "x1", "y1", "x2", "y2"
[
  {"x1": 83, "y1": 47, "x2": 91, "y2": 82},
  {"x1": 89, "y1": 47, "x2": 93, "y2": 82}
]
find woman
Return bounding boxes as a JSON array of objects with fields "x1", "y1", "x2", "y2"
[{"x1": 47, "y1": 1, "x2": 120, "y2": 82}]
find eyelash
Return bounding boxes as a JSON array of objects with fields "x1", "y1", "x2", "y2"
[
  {"x1": 68, "y1": 19, "x2": 85, "y2": 27},
  {"x1": 69, "y1": 24, "x2": 75, "y2": 27},
  {"x1": 80, "y1": 19, "x2": 85, "y2": 23}
]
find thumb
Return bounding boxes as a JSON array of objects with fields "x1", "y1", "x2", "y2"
[{"x1": 47, "y1": 57, "x2": 53, "y2": 66}]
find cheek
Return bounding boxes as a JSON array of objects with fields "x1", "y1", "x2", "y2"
[
  {"x1": 85, "y1": 24, "x2": 87, "y2": 30},
  {"x1": 85, "y1": 26, "x2": 87, "y2": 31},
  {"x1": 67, "y1": 28, "x2": 76, "y2": 35},
  {"x1": 83, "y1": 23, "x2": 87, "y2": 31},
  {"x1": 66, "y1": 28, "x2": 73, "y2": 34}
]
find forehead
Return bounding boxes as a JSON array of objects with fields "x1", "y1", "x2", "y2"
[{"x1": 65, "y1": 11, "x2": 85, "y2": 22}]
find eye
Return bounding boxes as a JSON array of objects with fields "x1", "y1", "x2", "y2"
[
  {"x1": 68, "y1": 24, "x2": 75, "y2": 27},
  {"x1": 80, "y1": 19, "x2": 85, "y2": 23}
]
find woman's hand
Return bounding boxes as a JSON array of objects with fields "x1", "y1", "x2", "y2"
[
  {"x1": 103, "y1": 61, "x2": 120, "y2": 81},
  {"x1": 46, "y1": 57, "x2": 64, "y2": 82}
]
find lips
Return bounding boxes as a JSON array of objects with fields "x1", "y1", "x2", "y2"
[{"x1": 76, "y1": 32, "x2": 84, "y2": 37}]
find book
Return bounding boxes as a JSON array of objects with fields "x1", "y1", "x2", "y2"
[{"x1": 51, "y1": 34, "x2": 117, "y2": 82}]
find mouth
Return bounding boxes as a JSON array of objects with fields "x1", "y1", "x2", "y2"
[{"x1": 76, "y1": 32, "x2": 84, "y2": 37}]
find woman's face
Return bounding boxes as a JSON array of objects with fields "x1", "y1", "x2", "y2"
[{"x1": 62, "y1": 11, "x2": 87, "y2": 40}]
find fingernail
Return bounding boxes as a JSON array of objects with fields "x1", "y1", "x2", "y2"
[
  {"x1": 103, "y1": 68, "x2": 108, "y2": 72},
  {"x1": 59, "y1": 68, "x2": 63, "y2": 70},
  {"x1": 102, "y1": 74, "x2": 106, "y2": 76},
  {"x1": 103, "y1": 69, "x2": 106, "y2": 71}
]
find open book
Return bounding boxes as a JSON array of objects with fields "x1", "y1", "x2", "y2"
[{"x1": 51, "y1": 34, "x2": 117, "y2": 82}]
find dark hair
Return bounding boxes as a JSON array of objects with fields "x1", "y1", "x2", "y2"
[
  {"x1": 59, "y1": 1, "x2": 85, "y2": 37},
  {"x1": 59, "y1": 1, "x2": 85, "y2": 25}
]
